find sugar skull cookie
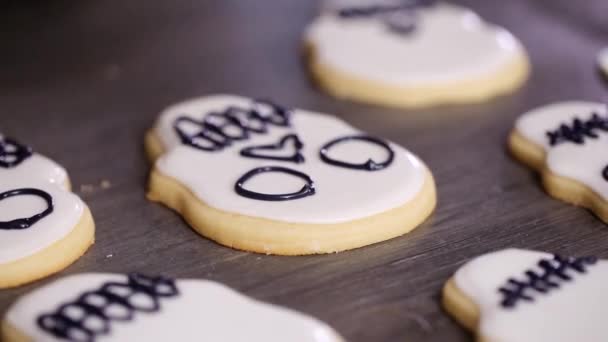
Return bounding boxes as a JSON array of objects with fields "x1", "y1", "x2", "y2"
[
  {"x1": 0, "y1": 135, "x2": 94, "y2": 288},
  {"x1": 508, "y1": 102, "x2": 608, "y2": 223},
  {"x1": 304, "y1": 0, "x2": 530, "y2": 108},
  {"x1": 146, "y1": 94, "x2": 436, "y2": 255},
  {"x1": 2, "y1": 273, "x2": 344, "y2": 341},
  {"x1": 442, "y1": 248, "x2": 607, "y2": 341}
]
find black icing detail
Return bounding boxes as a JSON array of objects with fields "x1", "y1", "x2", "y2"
[
  {"x1": 498, "y1": 254, "x2": 598, "y2": 309},
  {"x1": 337, "y1": 0, "x2": 436, "y2": 36},
  {"x1": 235, "y1": 166, "x2": 315, "y2": 201},
  {"x1": 173, "y1": 99, "x2": 292, "y2": 152},
  {"x1": 319, "y1": 135, "x2": 394, "y2": 171},
  {"x1": 0, "y1": 188, "x2": 53, "y2": 230},
  {"x1": 0, "y1": 137, "x2": 32, "y2": 168},
  {"x1": 240, "y1": 134, "x2": 305, "y2": 163},
  {"x1": 603, "y1": 165, "x2": 608, "y2": 182},
  {"x1": 546, "y1": 112, "x2": 608, "y2": 146},
  {"x1": 37, "y1": 273, "x2": 179, "y2": 342}
]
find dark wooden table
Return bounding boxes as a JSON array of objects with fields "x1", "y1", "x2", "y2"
[{"x1": 1, "y1": 1, "x2": 607, "y2": 341}]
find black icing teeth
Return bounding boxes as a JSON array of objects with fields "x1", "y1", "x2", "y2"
[
  {"x1": 319, "y1": 135, "x2": 395, "y2": 171},
  {"x1": 498, "y1": 254, "x2": 598, "y2": 309},
  {"x1": 0, "y1": 137, "x2": 33, "y2": 168},
  {"x1": 37, "y1": 273, "x2": 179, "y2": 342},
  {"x1": 546, "y1": 112, "x2": 608, "y2": 146},
  {"x1": 0, "y1": 188, "x2": 53, "y2": 230},
  {"x1": 173, "y1": 99, "x2": 292, "y2": 152},
  {"x1": 234, "y1": 166, "x2": 315, "y2": 201},
  {"x1": 240, "y1": 134, "x2": 305, "y2": 164}
]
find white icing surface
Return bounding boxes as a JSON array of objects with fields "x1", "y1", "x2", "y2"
[
  {"x1": 599, "y1": 47, "x2": 608, "y2": 76},
  {"x1": 0, "y1": 134, "x2": 69, "y2": 190},
  {"x1": 515, "y1": 101, "x2": 608, "y2": 200},
  {"x1": 6, "y1": 273, "x2": 344, "y2": 342},
  {"x1": 454, "y1": 249, "x2": 608, "y2": 341},
  {"x1": 306, "y1": 2, "x2": 526, "y2": 85},
  {"x1": 153, "y1": 94, "x2": 427, "y2": 224},
  {"x1": 0, "y1": 180, "x2": 84, "y2": 264}
]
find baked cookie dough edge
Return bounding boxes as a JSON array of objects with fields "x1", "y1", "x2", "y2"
[
  {"x1": 145, "y1": 131, "x2": 436, "y2": 255},
  {"x1": 441, "y1": 278, "x2": 490, "y2": 342},
  {"x1": 508, "y1": 130, "x2": 608, "y2": 223},
  {"x1": 0, "y1": 206, "x2": 95, "y2": 289},
  {"x1": 303, "y1": 41, "x2": 531, "y2": 109}
]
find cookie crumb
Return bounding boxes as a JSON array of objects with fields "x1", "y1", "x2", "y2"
[{"x1": 101, "y1": 179, "x2": 112, "y2": 189}]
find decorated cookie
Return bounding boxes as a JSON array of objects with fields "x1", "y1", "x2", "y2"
[
  {"x1": 0, "y1": 135, "x2": 69, "y2": 190},
  {"x1": 304, "y1": 0, "x2": 530, "y2": 108},
  {"x1": 2, "y1": 272, "x2": 344, "y2": 342},
  {"x1": 146, "y1": 94, "x2": 436, "y2": 255},
  {"x1": 599, "y1": 48, "x2": 608, "y2": 77},
  {"x1": 508, "y1": 101, "x2": 608, "y2": 223},
  {"x1": 442, "y1": 248, "x2": 607, "y2": 341},
  {"x1": 0, "y1": 136, "x2": 94, "y2": 288}
]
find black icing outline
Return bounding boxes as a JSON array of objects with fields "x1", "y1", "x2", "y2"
[
  {"x1": 173, "y1": 99, "x2": 292, "y2": 152},
  {"x1": 603, "y1": 165, "x2": 608, "y2": 182},
  {"x1": 234, "y1": 166, "x2": 315, "y2": 201},
  {"x1": 319, "y1": 135, "x2": 394, "y2": 171},
  {"x1": 337, "y1": 0, "x2": 436, "y2": 36},
  {"x1": 37, "y1": 273, "x2": 179, "y2": 342},
  {"x1": 498, "y1": 254, "x2": 597, "y2": 309},
  {"x1": 0, "y1": 188, "x2": 53, "y2": 230},
  {"x1": 546, "y1": 112, "x2": 608, "y2": 146},
  {"x1": 0, "y1": 137, "x2": 33, "y2": 168},
  {"x1": 239, "y1": 134, "x2": 305, "y2": 163}
]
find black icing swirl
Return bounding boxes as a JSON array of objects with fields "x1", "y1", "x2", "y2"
[
  {"x1": 235, "y1": 166, "x2": 315, "y2": 201},
  {"x1": 498, "y1": 254, "x2": 597, "y2": 309},
  {"x1": 174, "y1": 99, "x2": 291, "y2": 152},
  {"x1": 0, "y1": 137, "x2": 32, "y2": 168},
  {"x1": 240, "y1": 134, "x2": 305, "y2": 163},
  {"x1": 0, "y1": 188, "x2": 53, "y2": 230},
  {"x1": 546, "y1": 112, "x2": 608, "y2": 146},
  {"x1": 37, "y1": 273, "x2": 179, "y2": 342},
  {"x1": 337, "y1": 0, "x2": 436, "y2": 36},
  {"x1": 319, "y1": 135, "x2": 394, "y2": 171}
]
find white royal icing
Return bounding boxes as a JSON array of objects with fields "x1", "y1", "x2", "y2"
[
  {"x1": 0, "y1": 134, "x2": 69, "y2": 190},
  {"x1": 599, "y1": 47, "x2": 608, "y2": 76},
  {"x1": 454, "y1": 249, "x2": 608, "y2": 342},
  {"x1": 6, "y1": 273, "x2": 344, "y2": 342},
  {"x1": 306, "y1": 1, "x2": 526, "y2": 86},
  {"x1": 152, "y1": 94, "x2": 427, "y2": 224},
  {"x1": 514, "y1": 101, "x2": 608, "y2": 200},
  {"x1": 0, "y1": 180, "x2": 84, "y2": 264}
]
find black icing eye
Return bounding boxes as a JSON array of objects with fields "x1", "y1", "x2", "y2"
[
  {"x1": 319, "y1": 135, "x2": 395, "y2": 171},
  {"x1": 240, "y1": 134, "x2": 305, "y2": 163},
  {"x1": 0, "y1": 188, "x2": 54, "y2": 230},
  {"x1": 0, "y1": 137, "x2": 32, "y2": 168},
  {"x1": 235, "y1": 166, "x2": 315, "y2": 201},
  {"x1": 603, "y1": 165, "x2": 608, "y2": 182}
]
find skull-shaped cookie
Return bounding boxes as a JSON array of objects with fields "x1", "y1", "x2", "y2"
[
  {"x1": 146, "y1": 94, "x2": 436, "y2": 255},
  {"x1": 443, "y1": 248, "x2": 608, "y2": 341},
  {"x1": 304, "y1": 0, "x2": 530, "y2": 108},
  {"x1": 0, "y1": 135, "x2": 94, "y2": 288},
  {"x1": 3, "y1": 273, "x2": 344, "y2": 342},
  {"x1": 509, "y1": 101, "x2": 608, "y2": 223}
]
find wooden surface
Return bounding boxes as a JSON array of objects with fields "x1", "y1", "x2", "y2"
[{"x1": 1, "y1": 1, "x2": 607, "y2": 341}]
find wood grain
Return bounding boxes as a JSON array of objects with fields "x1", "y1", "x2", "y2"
[{"x1": 1, "y1": 1, "x2": 607, "y2": 341}]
